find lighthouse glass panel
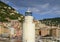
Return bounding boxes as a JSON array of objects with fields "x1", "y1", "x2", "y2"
[{"x1": 25, "y1": 12, "x2": 32, "y2": 16}]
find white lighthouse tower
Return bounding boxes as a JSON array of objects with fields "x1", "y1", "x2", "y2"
[{"x1": 23, "y1": 8, "x2": 35, "y2": 42}]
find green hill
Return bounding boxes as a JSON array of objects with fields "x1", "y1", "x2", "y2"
[
  {"x1": 39, "y1": 17, "x2": 60, "y2": 26},
  {"x1": 0, "y1": 1, "x2": 24, "y2": 22}
]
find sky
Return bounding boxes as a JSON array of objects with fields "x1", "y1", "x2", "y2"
[{"x1": 0, "y1": 0, "x2": 60, "y2": 20}]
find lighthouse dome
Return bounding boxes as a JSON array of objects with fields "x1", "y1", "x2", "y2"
[{"x1": 25, "y1": 8, "x2": 32, "y2": 16}]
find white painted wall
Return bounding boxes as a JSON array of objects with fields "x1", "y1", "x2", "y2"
[{"x1": 23, "y1": 16, "x2": 35, "y2": 42}]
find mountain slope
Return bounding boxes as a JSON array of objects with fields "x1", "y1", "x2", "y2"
[
  {"x1": 0, "y1": 1, "x2": 24, "y2": 22},
  {"x1": 39, "y1": 17, "x2": 60, "y2": 26}
]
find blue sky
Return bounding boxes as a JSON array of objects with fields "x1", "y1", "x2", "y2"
[{"x1": 0, "y1": 0, "x2": 60, "y2": 20}]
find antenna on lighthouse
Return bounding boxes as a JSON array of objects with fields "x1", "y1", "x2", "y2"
[
  {"x1": 26, "y1": 8, "x2": 31, "y2": 12},
  {"x1": 25, "y1": 8, "x2": 32, "y2": 16}
]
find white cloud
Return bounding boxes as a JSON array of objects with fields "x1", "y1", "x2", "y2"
[
  {"x1": 54, "y1": 11, "x2": 60, "y2": 14},
  {"x1": 2, "y1": 0, "x2": 60, "y2": 15},
  {"x1": 1, "y1": 0, "x2": 9, "y2": 3},
  {"x1": 12, "y1": 3, "x2": 60, "y2": 15},
  {"x1": 39, "y1": 3, "x2": 49, "y2": 8},
  {"x1": 27, "y1": 3, "x2": 60, "y2": 15},
  {"x1": 29, "y1": 8, "x2": 40, "y2": 13}
]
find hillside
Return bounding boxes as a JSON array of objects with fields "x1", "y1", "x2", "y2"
[
  {"x1": 0, "y1": 1, "x2": 24, "y2": 22},
  {"x1": 40, "y1": 17, "x2": 60, "y2": 26}
]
